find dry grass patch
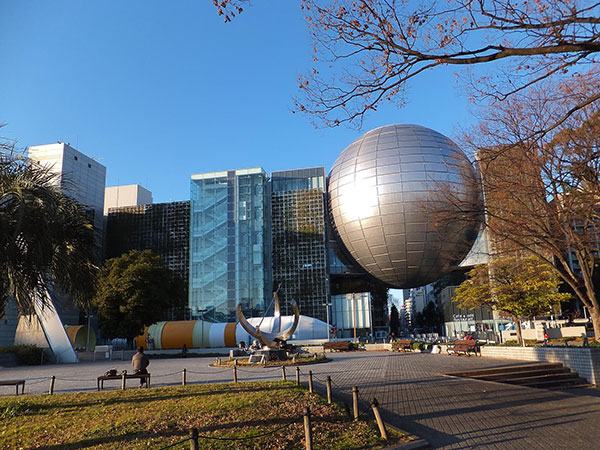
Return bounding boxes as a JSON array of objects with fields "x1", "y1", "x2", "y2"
[{"x1": 0, "y1": 380, "x2": 410, "y2": 449}]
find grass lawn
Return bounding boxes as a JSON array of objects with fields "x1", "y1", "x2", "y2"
[{"x1": 0, "y1": 380, "x2": 410, "y2": 449}]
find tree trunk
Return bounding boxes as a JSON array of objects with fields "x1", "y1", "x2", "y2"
[
  {"x1": 590, "y1": 308, "x2": 600, "y2": 343},
  {"x1": 513, "y1": 316, "x2": 524, "y2": 346}
]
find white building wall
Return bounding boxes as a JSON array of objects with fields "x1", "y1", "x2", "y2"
[{"x1": 29, "y1": 142, "x2": 107, "y2": 236}]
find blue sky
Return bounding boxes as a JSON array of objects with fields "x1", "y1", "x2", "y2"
[{"x1": 1, "y1": 1, "x2": 473, "y2": 205}]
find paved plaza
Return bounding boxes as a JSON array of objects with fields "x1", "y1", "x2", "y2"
[{"x1": 2, "y1": 351, "x2": 600, "y2": 449}]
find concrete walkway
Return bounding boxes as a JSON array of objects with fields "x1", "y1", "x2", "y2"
[{"x1": 1, "y1": 351, "x2": 600, "y2": 449}]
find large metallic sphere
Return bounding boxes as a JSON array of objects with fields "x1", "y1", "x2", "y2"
[{"x1": 328, "y1": 124, "x2": 481, "y2": 288}]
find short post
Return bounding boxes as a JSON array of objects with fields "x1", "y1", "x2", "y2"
[
  {"x1": 49, "y1": 376, "x2": 55, "y2": 395},
  {"x1": 371, "y1": 397, "x2": 388, "y2": 440},
  {"x1": 293, "y1": 354, "x2": 297, "y2": 363},
  {"x1": 182, "y1": 368, "x2": 187, "y2": 386},
  {"x1": 296, "y1": 366, "x2": 301, "y2": 385},
  {"x1": 281, "y1": 365, "x2": 287, "y2": 381},
  {"x1": 352, "y1": 386, "x2": 359, "y2": 420},
  {"x1": 121, "y1": 373, "x2": 126, "y2": 390},
  {"x1": 234, "y1": 358, "x2": 238, "y2": 366},
  {"x1": 308, "y1": 370, "x2": 314, "y2": 393},
  {"x1": 190, "y1": 427, "x2": 199, "y2": 450},
  {"x1": 303, "y1": 407, "x2": 313, "y2": 450},
  {"x1": 326, "y1": 376, "x2": 332, "y2": 404},
  {"x1": 233, "y1": 366, "x2": 238, "y2": 383}
]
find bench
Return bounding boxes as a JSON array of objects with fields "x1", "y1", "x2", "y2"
[
  {"x1": 447, "y1": 340, "x2": 480, "y2": 356},
  {"x1": 392, "y1": 339, "x2": 413, "y2": 352},
  {"x1": 97, "y1": 373, "x2": 151, "y2": 390},
  {"x1": 323, "y1": 341, "x2": 353, "y2": 352},
  {"x1": 0, "y1": 379, "x2": 25, "y2": 395}
]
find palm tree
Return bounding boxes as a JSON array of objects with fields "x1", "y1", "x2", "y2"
[{"x1": 0, "y1": 140, "x2": 100, "y2": 317}]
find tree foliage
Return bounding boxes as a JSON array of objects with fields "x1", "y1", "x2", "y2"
[
  {"x1": 454, "y1": 256, "x2": 571, "y2": 343},
  {"x1": 445, "y1": 72, "x2": 600, "y2": 341},
  {"x1": 216, "y1": 0, "x2": 600, "y2": 128},
  {"x1": 0, "y1": 141, "x2": 99, "y2": 316},
  {"x1": 94, "y1": 250, "x2": 185, "y2": 342},
  {"x1": 414, "y1": 301, "x2": 444, "y2": 333},
  {"x1": 389, "y1": 304, "x2": 399, "y2": 335}
]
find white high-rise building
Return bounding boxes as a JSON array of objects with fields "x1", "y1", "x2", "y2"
[
  {"x1": 28, "y1": 142, "x2": 107, "y2": 237},
  {"x1": 104, "y1": 184, "x2": 152, "y2": 215}
]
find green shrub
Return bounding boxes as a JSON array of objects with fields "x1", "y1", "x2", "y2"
[
  {"x1": 0, "y1": 345, "x2": 44, "y2": 365},
  {"x1": 589, "y1": 340, "x2": 600, "y2": 348},
  {"x1": 412, "y1": 342, "x2": 425, "y2": 351},
  {"x1": 499, "y1": 340, "x2": 521, "y2": 347}
]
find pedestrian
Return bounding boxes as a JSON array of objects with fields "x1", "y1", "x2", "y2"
[{"x1": 132, "y1": 346, "x2": 150, "y2": 387}]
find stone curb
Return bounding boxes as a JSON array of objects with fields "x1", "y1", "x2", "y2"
[
  {"x1": 382, "y1": 439, "x2": 429, "y2": 450},
  {"x1": 380, "y1": 422, "x2": 429, "y2": 450}
]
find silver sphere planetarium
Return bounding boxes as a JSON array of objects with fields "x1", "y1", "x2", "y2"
[{"x1": 328, "y1": 124, "x2": 481, "y2": 289}]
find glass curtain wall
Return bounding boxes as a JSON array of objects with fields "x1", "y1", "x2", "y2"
[
  {"x1": 190, "y1": 168, "x2": 271, "y2": 322},
  {"x1": 271, "y1": 168, "x2": 329, "y2": 321}
]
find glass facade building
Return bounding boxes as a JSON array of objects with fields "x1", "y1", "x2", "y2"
[
  {"x1": 271, "y1": 168, "x2": 329, "y2": 321},
  {"x1": 189, "y1": 168, "x2": 271, "y2": 322}
]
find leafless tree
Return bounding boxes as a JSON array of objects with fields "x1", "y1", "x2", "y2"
[
  {"x1": 215, "y1": 0, "x2": 600, "y2": 129},
  {"x1": 456, "y1": 71, "x2": 600, "y2": 340}
]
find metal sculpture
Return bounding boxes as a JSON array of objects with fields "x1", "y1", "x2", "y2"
[{"x1": 237, "y1": 291, "x2": 300, "y2": 348}]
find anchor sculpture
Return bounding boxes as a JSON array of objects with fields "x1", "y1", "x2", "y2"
[{"x1": 236, "y1": 290, "x2": 300, "y2": 349}]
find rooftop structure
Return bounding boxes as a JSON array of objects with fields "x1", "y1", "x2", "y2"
[{"x1": 104, "y1": 184, "x2": 152, "y2": 215}]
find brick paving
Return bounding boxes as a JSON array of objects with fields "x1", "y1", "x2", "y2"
[{"x1": 2, "y1": 351, "x2": 600, "y2": 449}]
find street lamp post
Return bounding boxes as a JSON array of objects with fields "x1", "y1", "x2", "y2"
[
  {"x1": 198, "y1": 309, "x2": 207, "y2": 348},
  {"x1": 86, "y1": 313, "x2": 93, "y2": 351},
  {"x1": 322, "y1": 302, "x2": 332, "y2": 341},
  {"x1": 352, "y1": 293, "x2": 358, "y2": 343}
]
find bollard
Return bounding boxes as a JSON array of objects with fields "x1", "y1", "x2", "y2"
[
  {"x1": 233, "y1": 365, "x2": 238, "y2": 383},
  {"x1": 293, "y1": 355, "x2": 297, "y2": 363},
  {"x1": 371, "y1": 397, "x2": 388, "y2": 440},
  {"x1": 234, "y1": 358, "x2": 238, "y2": 366},
  {"x1": 326, "y1": 376, "x2": 332, "y2": 404},
  {"x1": 121, "y1": 373, "x2": 126, "y2": 390},
  {"x1": 296, "y1": 366, "x2": 301, "y2": 385},
  {"x1": 352, "y1": 386, "x2": 359, "y2": 420},
  {"x1": 303, "y1": 407, "x2": 313, "y2": 450},
  {"x1": 182, "y1": 368, "x2": 187, "y2": 386},
  {"x1": 190, "y1": 427, "x2": 199, "y2": 450},
  {"x1": 308, "y1": 371, "x2": 314, "y2": 393},
  {"x1": 49, "y1": 376, "x2": 55, "y2": 395},
  {"x1": 281, "y1": 365, "x2": 287, "y2": 381}
]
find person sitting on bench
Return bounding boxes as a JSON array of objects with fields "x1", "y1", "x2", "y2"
[{"x1": 132, "y1": 347, "x2": 150, "y2": 387}]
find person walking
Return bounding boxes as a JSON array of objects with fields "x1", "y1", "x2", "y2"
[{"x1": 132, "y1": 346, "x2": 150, "y2": 387}]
